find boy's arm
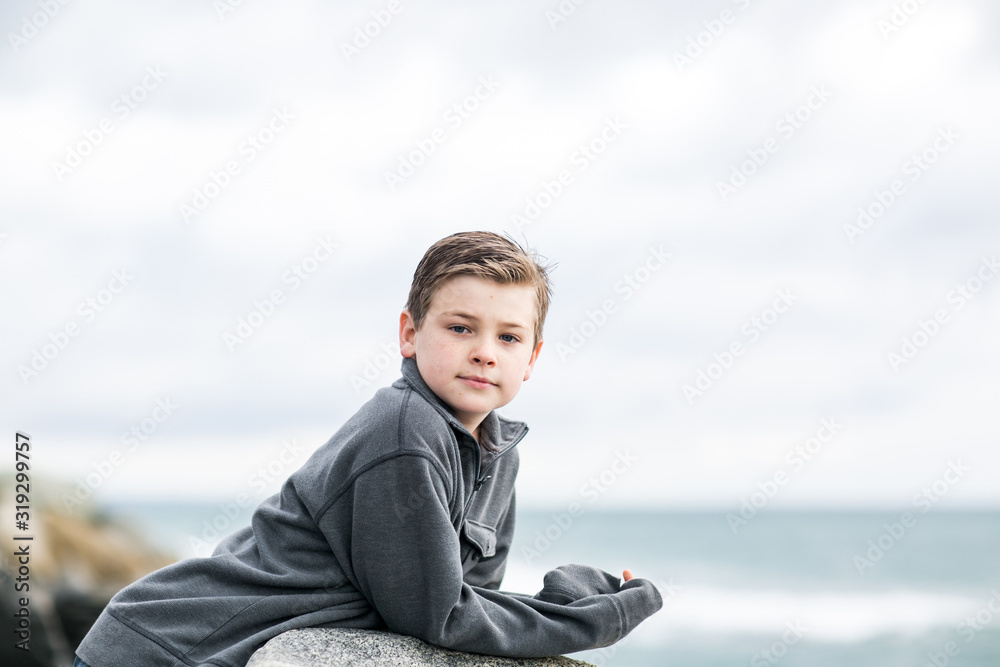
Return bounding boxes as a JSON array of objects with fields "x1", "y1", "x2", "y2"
[
  {"x1": 462, "y1": 487, "x2": 516, "y2": 590},
  {"x1": 340, "y1": 454, "x2": 661, "y2": 658}
]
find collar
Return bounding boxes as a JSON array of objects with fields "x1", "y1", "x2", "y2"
[{"x1": 398, "y1": 355, "x2": 528, "y2": 452}]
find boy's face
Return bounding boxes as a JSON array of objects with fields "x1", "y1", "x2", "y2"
[{"x1": 399, "y1": 275, "x2": 543, "y2": 440}]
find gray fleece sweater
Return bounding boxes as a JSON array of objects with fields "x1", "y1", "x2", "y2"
[{"x1": 75, "y1": 356, "x2": 662, "y2": 666}]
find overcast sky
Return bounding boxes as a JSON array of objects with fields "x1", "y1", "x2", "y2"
[{"x1": 2, "y1": 0, "x2": 998, "y2": 511}]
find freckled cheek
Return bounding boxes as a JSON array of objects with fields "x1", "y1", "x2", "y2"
[
  {"x1": 425, "y1": 337, "x2": 460, "y2": 360},
  {"x1": 435, "y1": 339, "x2": 465, "y2": 358}
]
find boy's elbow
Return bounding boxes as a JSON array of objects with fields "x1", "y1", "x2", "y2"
[
  {"x1": 381, "y1": 603, "x2": 453, "y2": 646},
  {"x1": 383, "y1": 599, "x2": 487, "y2": 653}
]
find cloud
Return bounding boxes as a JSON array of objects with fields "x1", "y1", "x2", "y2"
[{"x1": 3, "y1": 0, "x2": 999, "y2": 507}]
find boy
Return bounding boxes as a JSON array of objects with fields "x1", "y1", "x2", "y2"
[{"x1": 74, "y1": 231, "x2": 663, "y2": 667}]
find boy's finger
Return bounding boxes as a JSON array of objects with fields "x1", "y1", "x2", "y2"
[{"x1": 622, "y1": 569, "x2": 633, "y2": 582}]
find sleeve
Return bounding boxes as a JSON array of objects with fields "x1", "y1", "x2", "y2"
[
  {"x1": 347, "y1": 454, "x2": 663, "y2": 658},
  {"x1": 463, "y1": 487, "x2": 516, "y2": 590}
]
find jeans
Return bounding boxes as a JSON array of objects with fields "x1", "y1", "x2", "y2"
[{"x1": 73, "y1": 656, "x2": 91, "y2": 667}]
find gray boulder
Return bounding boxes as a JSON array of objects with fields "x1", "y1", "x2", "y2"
[{"x1": 246, "y1": 628, "x2": 596, "y2": 666}]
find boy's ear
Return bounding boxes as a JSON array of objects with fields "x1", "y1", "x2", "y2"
[
  {"x1": 523, "y1": 338, "x2": 543, "y2": 381},
  {"x1": 399, "y1": 310, "x2": 417, "y2": 358}
]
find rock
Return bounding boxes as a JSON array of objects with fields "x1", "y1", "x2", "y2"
[
  {"x1": 246, "y1": 628, "x2": 596, "y2": 667},
  {"x1": 0, "y1": 473, "x2": 179, "y2": 667}
]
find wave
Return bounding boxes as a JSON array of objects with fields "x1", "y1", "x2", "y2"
[
  {"x1": 637, "y1": 586, "x2": 981, "y2": 643},
  {"x1": 503, "y1": 564, "x2": 984, "y2": 644}
]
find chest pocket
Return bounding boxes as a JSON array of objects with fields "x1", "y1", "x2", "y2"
[{"x1": 462, "y1": 519, "x2": 497, "y2": 558}]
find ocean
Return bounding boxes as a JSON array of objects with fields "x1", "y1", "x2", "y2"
[{"x1": 98, "y1": 502, "x2": 1000, "y2": 667}]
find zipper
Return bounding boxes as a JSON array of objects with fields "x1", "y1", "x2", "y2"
[{"x1": 461, "y1": 425, "x2": 528, "y2": 518}]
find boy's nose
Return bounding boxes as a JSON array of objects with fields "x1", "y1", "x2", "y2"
[{"x1": 470, "y1": 340, "x2": 497, "y2": 365}]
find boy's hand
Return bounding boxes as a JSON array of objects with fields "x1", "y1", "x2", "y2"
[
  {"x1": 532, "y1": 564, "x2": 623, "y2": 604},
  {"x1": 622, "y1": 569, "x2": 633, "y2": 582}
]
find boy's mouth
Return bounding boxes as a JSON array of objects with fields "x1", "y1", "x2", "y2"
[{"x1": 460, "y1": 375, "x2": 495, "y2": 388}]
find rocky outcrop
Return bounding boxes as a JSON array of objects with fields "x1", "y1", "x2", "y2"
[
  {"x1": 0, "y1": 473, "x2": 177, "y2": 667},
  {"x1": 246, "y1": 628, "x2": 596, "y2": 667}
]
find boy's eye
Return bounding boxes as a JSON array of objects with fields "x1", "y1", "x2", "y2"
[{"x1": 449, "y1": 326, "x2": 518, "y2": 343}]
